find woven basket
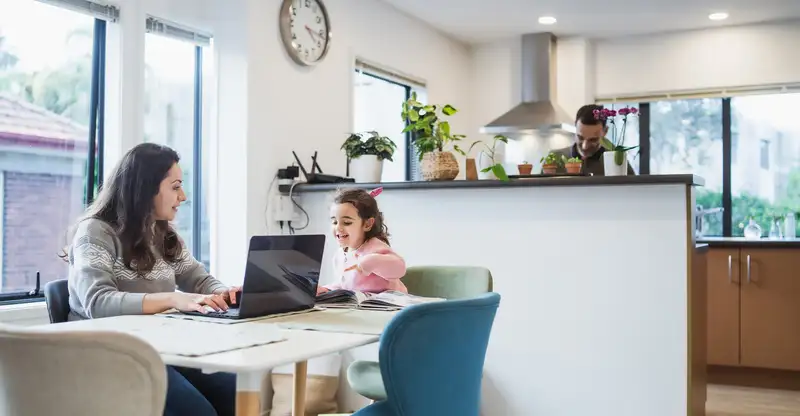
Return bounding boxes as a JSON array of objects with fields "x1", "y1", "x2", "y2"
[{"x1": 421, "y1": 151, "x2": 459, "y2": 181}]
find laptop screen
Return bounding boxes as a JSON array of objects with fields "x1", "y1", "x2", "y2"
[{"x1": 240, "y1": 235, "x2": 325, "y2": 313}]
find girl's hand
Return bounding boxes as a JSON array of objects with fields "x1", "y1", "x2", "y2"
[{"x1": 316, "y1": 286, "x2": 330, "y2": 295}]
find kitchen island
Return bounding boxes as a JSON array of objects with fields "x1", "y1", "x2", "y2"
[{"x1": 284, "y1": 174, "x2": 707, "y2": 416}]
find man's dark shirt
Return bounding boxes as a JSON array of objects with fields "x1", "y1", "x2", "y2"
[{"x1": 549, "y1": 144, "x2": 636, "y2": 176}]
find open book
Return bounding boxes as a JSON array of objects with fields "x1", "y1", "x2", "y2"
[{"x1": 315, "y1": 289, "x2": 443, "y2": 310}]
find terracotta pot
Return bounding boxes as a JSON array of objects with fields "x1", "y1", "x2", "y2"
[
  {"x1": 421, "y1": 151, "x2": 459, "y2": 181},
  {"x1": 465, "y1": 158, "x2": 478, "y2": 180},
  {"x1": 517, "y1": 164, "x2": 533, "y2": 175},
  {"x1": 565, "y1": 162, "x2": 582, "y2": 174},
  {"x1": 542, "y1": 164, "x2": 557, "y2": 175}
]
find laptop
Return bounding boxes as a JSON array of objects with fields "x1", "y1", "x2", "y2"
[{"x1": 183, "y1": 234, "x2": 326, "y2": 320}]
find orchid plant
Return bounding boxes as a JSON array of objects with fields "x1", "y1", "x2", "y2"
[{"x1": 595, "y1": 107, "x2": 640, "y2": 166}]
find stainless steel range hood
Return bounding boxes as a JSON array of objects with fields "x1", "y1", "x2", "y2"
[{"x1": 481, "y1": 32, "x2": 575, "y2": 135}]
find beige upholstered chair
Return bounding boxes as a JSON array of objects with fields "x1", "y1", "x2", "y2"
[{"x1": 0, "y1": 324, "x2": 167, "y2": 416}]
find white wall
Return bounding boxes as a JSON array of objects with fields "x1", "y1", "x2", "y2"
[
  {"x1": 595, "y1": 21, "x2": 800, "y2": 98},
  {"x1": 208, "y1": 0, "x2": 473, "y2": 283}
]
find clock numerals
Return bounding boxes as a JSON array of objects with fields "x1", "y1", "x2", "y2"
[
  {"x1": 283, "y1": 0, "x2": 328, "y2": 65},
  {"x1": 317, "y1": 40, "x2": 322, "y2": 48},
  {"x1": 304, "y1": 0, "x2": 310, "y2": 7},
  {"x1": 316, "y1": 16, "x2": 321, "y2": 24}
]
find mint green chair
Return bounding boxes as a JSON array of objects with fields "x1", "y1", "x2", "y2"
[{"x1": 347, "y1": 266, "x2": 494, "y2": 401}]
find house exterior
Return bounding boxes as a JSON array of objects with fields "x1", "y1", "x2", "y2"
[{"x1": 0, "y1": 94, "x2": 88, "y2": 292}]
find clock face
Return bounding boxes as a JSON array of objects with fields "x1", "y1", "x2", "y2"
[{"x1": 280, "y1": 0, "x2": 331, "y2": 66}]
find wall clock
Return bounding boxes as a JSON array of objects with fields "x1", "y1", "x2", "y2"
[{"x1": 279, "y1": 0, "x2": 332, "y2": 66}]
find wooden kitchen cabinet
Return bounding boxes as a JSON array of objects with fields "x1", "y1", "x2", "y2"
[
  {"x1": 740, "y1": 249, "x2": 800, "y2": 370},
  {"x1": 706, "y1": 246, "x2": 800, "y2": 370},
  {"x1": 706, "y1": 248, "x2": 740, "y2": 366}
]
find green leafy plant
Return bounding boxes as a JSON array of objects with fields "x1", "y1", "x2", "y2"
[
  {"x1": 540, "y1": 152, "x2": 565, "y2": 167},
  {"x1": 566, "y1": 156, "x2": 582, "y2": 164},
  {"x1": 340, "y1": 131, "x2": 397, "y2": 161},
  {"x1": 465, "y1": 135, "x2": 510, "y2": 181},
  {"x1": 401, "y1": 92, "x2": 466, "y2": 160},
  {"x1": 595, "y1": 107, "x2": 640, "y2": 166}
]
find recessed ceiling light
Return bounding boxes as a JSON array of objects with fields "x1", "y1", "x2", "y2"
[
  {"x1": 538, "y1": 16, "x2": 557, "y2": 25},
  {"x1": 709, "y1": 12, "x2": 729, "y2": 21}
]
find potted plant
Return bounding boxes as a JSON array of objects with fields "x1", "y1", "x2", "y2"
[
  {"x1": 517, "y1": 161, "x2": 533, "y2": 176},
  {"x1": 596, "y1": 107, "x2": 639, "y2": 176},
  {"x1": 565, "y1": 157, "x2": 582, "y2": 174},
  {"x1": 402, "y1": 92, "x2": 465, "y2": 181},
  {"x1": 341, "y1": 131, "x2": 397, "y2": 183},
  {"x1": 465, "y1": 135, "x2": 510, "y2": 181},
  {"x1": 540, "y1": 152, "x2": 564, "y2": 175}
]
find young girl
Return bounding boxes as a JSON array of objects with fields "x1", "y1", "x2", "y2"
[{"x1": 317, "y1": 187, "x2": 407, "y2": 294}]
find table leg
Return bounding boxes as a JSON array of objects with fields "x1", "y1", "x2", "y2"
[
  {"x1": 292, "y1": 360, "x2": 308, "y2": 416},
  {"x1": 236, "y1": 372, "x2": 263, "y2": 416}
]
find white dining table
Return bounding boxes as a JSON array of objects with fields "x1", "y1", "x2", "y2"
[{"x1": 42, "y1": 309, "x2": 397, "y2": 416}]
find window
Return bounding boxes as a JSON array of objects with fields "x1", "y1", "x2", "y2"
[
  {"x1": 731, "y1": 93, "x2": 800, "y2": 237},
  {"x1": 353, "y1": 62, "x2": 426, "y2": 182},
  {"x1": 649, "y1": 98, "x2": 724, "y2": 236},
  {"x1": 0, "y1": 0, "x2": 113, "y2": 303},
  {"x1": 759, "y1": 140, "x2": 770, "y2": 170},
  {"x1": 144, "y1": 18, "x2": 212, "y2": 269}
]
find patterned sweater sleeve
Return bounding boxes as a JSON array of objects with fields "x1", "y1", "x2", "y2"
[
  {"x1": 69, "y1": 219, "x2": 146, "y2": 318},
  {"x1": 172, "y1": 243, "x2": 227, "y2": 294}
]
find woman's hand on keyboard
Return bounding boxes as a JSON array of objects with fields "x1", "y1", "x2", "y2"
[{"x1": 170, "y1": 292, "x2": 228, "y2": 313}]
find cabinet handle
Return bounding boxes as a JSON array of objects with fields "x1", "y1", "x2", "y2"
[
  {"x1": 727, "y1": 255, "x2": 732, "y2": 283},
  {"x1": 746, "y1": 255, "x2": 751, "y2": 283}
]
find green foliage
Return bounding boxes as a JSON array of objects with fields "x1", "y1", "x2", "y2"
[
  {"x1": 696, "y1": 186, "x2": 800, "y2": 237},
  {"x1": 566, "y1": 157, "x2": 581, "y2": 164},
  {"x1": 463, "y1": 135, "x2": 509, "y2": 181},
  {"x1": 341, "y1": 131, "x2": 397, "y2": 161},
  {"x1": 540, "y1": 152, "x2": 565, "y2": 167},
  {"x1": 0, "y1": 30, "x2": 92, "y2": 125},
  {"x1": 650, "y1": 99, "x2": 721, "y2": 171},
  {"x1": 401, "y1": 92, "x2": 466, "y2": 160}
]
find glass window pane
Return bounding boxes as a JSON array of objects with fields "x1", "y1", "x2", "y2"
[
  {"x1": 650, "y1": 98, "x2": 724, "y2": 236},
  {"x1": 144, "y1": 33, "x2": 197, "y2": 254},
  {"x1": 0, "y1": 1, "x2": 96, "y2": 294},
  {"x1": 353, "y1": 70, "x2": 408, "y2": 182},
  {"x1": 731, "y1": 93, "x2": 800, "y2": 237}
]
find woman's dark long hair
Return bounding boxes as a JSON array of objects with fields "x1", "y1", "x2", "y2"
[{"x1": 61, "y1": 143, "x2": 183, "y2": 272}]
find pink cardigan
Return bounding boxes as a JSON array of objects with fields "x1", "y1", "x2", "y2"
[{"x1": 324, "y1": 238, "x2": 407, "y2": 293}]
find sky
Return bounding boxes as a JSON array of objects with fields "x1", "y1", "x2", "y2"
[{"x1": 0, "y1": 0, "x2": 201, "y2": 82}]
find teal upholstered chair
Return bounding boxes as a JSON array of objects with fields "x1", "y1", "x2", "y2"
[
  {"x1": 350, "y1": 292, "x2": 500, "y2": 416},
  {"x1": 347, "y1": 266, "x2": 494, "y2": 401}
]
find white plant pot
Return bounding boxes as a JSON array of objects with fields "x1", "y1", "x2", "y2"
[
  {"x1": 349, "y1": 155, "x2": 383, "y2": 183},
  {"x1": 603, "y1": 151, "x2": 628, "y2": 176}
]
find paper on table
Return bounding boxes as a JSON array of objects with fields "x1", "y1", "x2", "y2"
[
  {"x1": 263, "y1": 308, "x2": 397, "y2": 335},
  {"x1": 74, "y1": 316, "x2": 286, "y2": 357},
  {"x1": 160, "y1": 306, "x2": 325, "y2": 325}
]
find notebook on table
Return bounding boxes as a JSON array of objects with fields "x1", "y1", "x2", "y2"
[{"x1": 315, "y1": 289, "x2": 444, "y2": 311}]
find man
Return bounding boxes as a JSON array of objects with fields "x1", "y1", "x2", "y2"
[{"x1": 549, "y1": 104, "x2": 636, "y2": 176}]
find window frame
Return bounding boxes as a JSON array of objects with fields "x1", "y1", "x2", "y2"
[
  {"x1": 618, "y1": 94, "x2": 799, "y2": 238},
  {"x1": 0, "y1": 1, "x2": 113, "y2": 305}
]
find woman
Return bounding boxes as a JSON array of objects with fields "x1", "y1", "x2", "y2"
[{"x1": 64, "y1": 142, "x2": 237, "y2": 416}]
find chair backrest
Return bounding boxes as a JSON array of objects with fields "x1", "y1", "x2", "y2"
[
  {"x1": 377, "y1": 292, "x2": 500, "y2": 416},
  {"x1": 44, "y1": 279, "x2": 70, "y2": 323},
  {"x1": 402, "y1": 266, "x2": 493, "y2": 299},
  {"x1": 0, "y1": 324, "x2": 167, "y2": 416}
]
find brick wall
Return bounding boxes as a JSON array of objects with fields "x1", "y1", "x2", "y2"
[{"x1": 2, "y1": 172, "x2": 83, "y2": 292}]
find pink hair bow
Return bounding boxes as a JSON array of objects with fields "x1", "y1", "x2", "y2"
[{"x1": 369, "y1": 187, "x2": 383, "y2": 198}]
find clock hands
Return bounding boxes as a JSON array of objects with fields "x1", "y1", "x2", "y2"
[{"x1": 305, "y1": 25, "x2": 323, "y2": 42}]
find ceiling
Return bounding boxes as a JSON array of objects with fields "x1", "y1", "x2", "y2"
[{"x1": 379, "y1": 0, "x2": 800, "y2": 44}]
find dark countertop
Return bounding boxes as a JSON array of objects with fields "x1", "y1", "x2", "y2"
[
  {"x1": 695, "y1": 244, "x2": 709, "y2": 252},
  {"x1": 697, "y1": 237, "x2": 800, "y2": 248},
  {"x1": 279, "y1": 174, "x2": 704, "y2": 194}
]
